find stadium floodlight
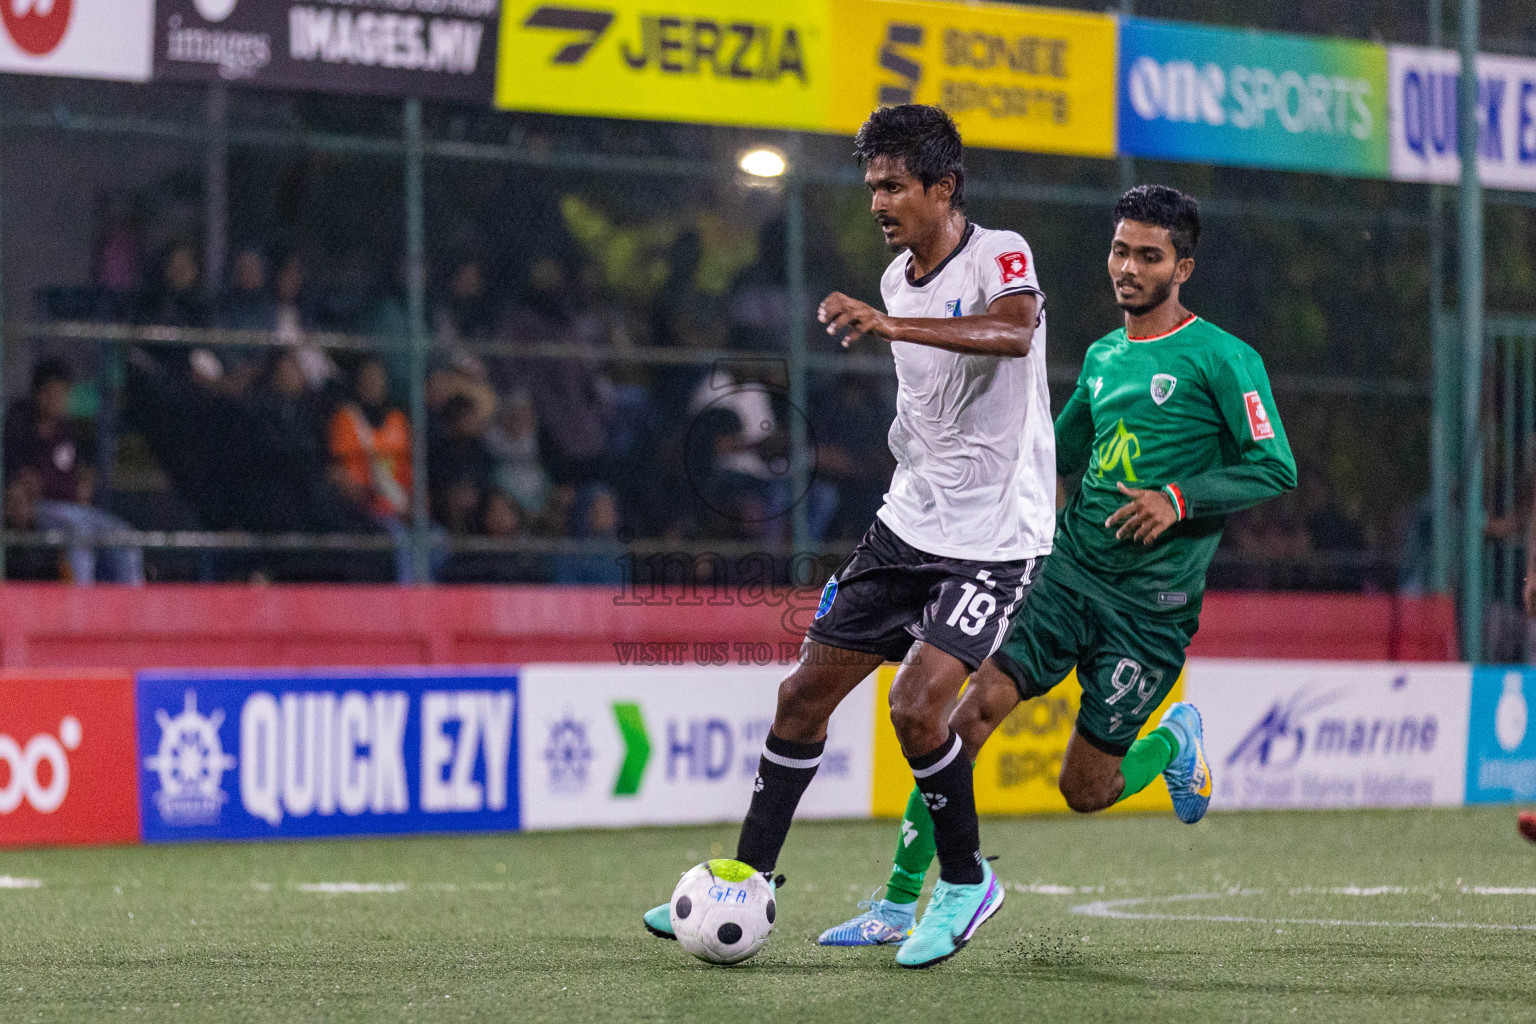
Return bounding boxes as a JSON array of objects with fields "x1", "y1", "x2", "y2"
[{"x1": 738, "y1": 147, "x2": 787, "y2": 178}]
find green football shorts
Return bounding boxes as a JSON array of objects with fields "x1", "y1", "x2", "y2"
[{"x1": 989, "y1": 570, "x2": 1197, "y2": 756}]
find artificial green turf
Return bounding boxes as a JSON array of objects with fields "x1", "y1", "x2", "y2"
[{"x1": 3, "y1": 807, "x2": 1535, "y2": 1023}]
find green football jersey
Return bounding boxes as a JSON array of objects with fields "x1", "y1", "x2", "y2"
[{"x1": 1048, "y1": 315, "x2": 1297, "y2": 619}]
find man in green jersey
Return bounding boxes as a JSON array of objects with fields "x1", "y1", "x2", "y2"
[{"x1": 817, "y1": 184, "x2": 1298, "y2": 956}]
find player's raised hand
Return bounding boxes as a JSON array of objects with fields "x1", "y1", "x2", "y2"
[
  {"x1": 1106, "y1": 482, "x2": 1178, "y2": 545},
  {"x1": 819, "y1": 292, "x2": 891, "y2": 347}
]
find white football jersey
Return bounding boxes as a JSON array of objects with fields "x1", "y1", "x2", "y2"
[{"x1": 874, "y1": 222, "x2": 1056, "y2": 562}]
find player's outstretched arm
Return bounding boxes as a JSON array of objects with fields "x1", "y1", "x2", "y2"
[
  {"x1": 818, "y1": 292, "x2": 1038, "y2": 357},
  {"x1": 1172, "y1": 347, "x2": 1298, "y2": 519}
]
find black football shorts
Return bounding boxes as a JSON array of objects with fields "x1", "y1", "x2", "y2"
[{"x1": 805, "y1": 518, "x2": 1042, "y2": 671}]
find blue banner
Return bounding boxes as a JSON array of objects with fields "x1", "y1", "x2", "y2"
[
  {"x1": 1466, "y1": 667, "x2": 1536, "y2": 804},
  {"x1": 136, "y1": 669, "x2": 519, "y2": 842}
]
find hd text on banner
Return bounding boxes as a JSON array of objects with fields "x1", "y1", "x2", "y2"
[
  {"x1": 495, "y1": 0, "x2": 1117, "y2": 157},
  {"x1": 1390, "y1": 46, "x2": 1536, "y2": 193},
  {"x1": 1119, "y1": 17, "x2": 1390, "y2": 177},
  {"x1": 517, "y1": 664, "x2": 874, "y2": 830},
  {"x1": 136, "y1": 669, "x2": 520, "y2": 842}
]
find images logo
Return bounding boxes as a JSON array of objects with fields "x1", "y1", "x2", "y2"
[
  {"x1": 144, "y1": 690, "x2": 236, "y2": 826},
  {"x1": 0, "y1": 715, "x2": 81, "y2": 815}
]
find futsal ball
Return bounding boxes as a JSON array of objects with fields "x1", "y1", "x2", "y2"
[{"x1": 669, "y1": 858, "x2": 776, "y2": 965}]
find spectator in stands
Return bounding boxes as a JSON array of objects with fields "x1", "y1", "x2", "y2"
[
  {"x1": 686, "y1": 362, "x2": 787, "y2": 543},
  {"x1": 728, "y1": 218, "x2": 790, "y2": 353},
  {"x1": 1299, "y1": 466, "x2": 1366, "y2": 590},
  {"x1": 91, "y1": 196, "x2": 144, "y2": 312},
  {"x1": 1, "y1": 473, "x2": 63, "y2": 581},
  {"x1": 484, "y1": 389, "x2": 551, "y2": 526},
  {"x1": 273, "y1": 251, "x2": 337, "y2": 391},
  {"x1": 212, "y1": 245, "x2": 279, "y2": 393},
  {"x1": 148, "y1": 241, "x2": 208, "y2": 328},
  {"x1": 429, "y1": 393, "x2": 498, "y2": 534},
  {"x1": 329, "y1": 356, "x2": 429, "y2": 582},
  {"x1": 2, "y1": 359, "x2": 144, "y2": 584},
  {"x1": 812, "y1": 376, "x2": 895, "y2": 542},
  {"x1": 434, "y1": 254, "x2": 498, "y2": 353},
  {"x1": 439, "y1": 488, "x2": 546, "y2": 584},
  {"x1": 552, "y1": 483, "x2": 625, "y2": 585}
]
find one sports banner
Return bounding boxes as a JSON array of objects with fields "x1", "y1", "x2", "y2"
[
  {"x1": 1118, "y1": 17, "x2": 1390, "y2": 177},
  {"x1": 1185, "y1": 660, "x2": 1471, "y2": 810},
  {"x1": 496, "y1": 0, "x2": 833, "y2": 130},
  {"x1": 136, "y1": 668, "x2": 519, "y2": 842},
  {"x1": 0, "y1": 0, "x2": 154, "y2": 82},
  {"x1": 869, "y1": 665, "x2": 1180, "y2": 817},
  {"x1": 153, "y1": 0, "x2": 500, "y2": 102},
  {"x1": 827, "y1": 0, "x2": 1117, "y2": 158},
  {"x1": 0, "y1": 672, "x2": 141, "y2": 847},
  {"x1": 517, "y1": 664, "x2": 874, "y2": 830},
  {"x1": 1388, "y1": 46, "x2": 1536, "y2": 193}
]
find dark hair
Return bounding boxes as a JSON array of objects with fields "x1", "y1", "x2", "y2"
[
  {"x1": 853, "y1": 104, "x2": 966, "y2": 210},
  {"x1": 30, "y1": 357, "x2": 74, "y2": 396},
  {"x1": 1114, "y1": 184, "x2": 1202, "y2": 260}
]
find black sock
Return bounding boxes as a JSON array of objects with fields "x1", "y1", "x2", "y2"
[
  {"x1": 907, "y1": 732, "x2": 983, "y2": 885},
  {"x1": 735, "y1": 732, "x2": 825, "y2": 873}
]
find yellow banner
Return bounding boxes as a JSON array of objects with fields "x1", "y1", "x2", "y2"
[
  {"x1": 830, "y1": 0, "x2": 1116, "y2": 157},
  {"x1": 871, "y1": 665, "x2": 1180, "y2": 816},
  {"x1": 496, "y1": 0, "x2": 832, "y2": 129}
]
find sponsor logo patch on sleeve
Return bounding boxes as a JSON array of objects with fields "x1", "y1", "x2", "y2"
[
  {"x1": 995, "y1": 251, "x2": 1030, "y2": 284},
  {"x1": 1244, "y1": 391, "x2": 1275, "y2": 441}
]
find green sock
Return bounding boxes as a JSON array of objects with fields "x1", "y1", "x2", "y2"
[
  {"x1": 883, "y1": 785, "x2": 936, "y2": 905},
  {"x1": 1115, "y1": 726, "x2": 1181, "y2": 803}
]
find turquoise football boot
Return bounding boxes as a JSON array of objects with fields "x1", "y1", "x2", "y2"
[
  {"x1": 1158, "y1": 702, "x2": 1212, "y2": 824},
  {"x1": 895, "y1": 860, "x2": 1003, "y2": 968},
  {"x1": 816, "y1": 889, "x2": 915, "y2": 946}
]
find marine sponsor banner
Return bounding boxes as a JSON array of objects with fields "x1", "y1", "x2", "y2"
[
  {"x1": 518, "y1": 664, "x2": 874, "y2": 829},
  {"x1": 1389, "y1": 46, "x2": 1536, "y2": 193},
  {"x1": 870, "y1": 665, "x2": 1180, "y2": 816},
  {"x1": 828, "y1": 0, "x2": 1116, "y2": 158},
  {"x1": 0, "y1": 672, "x2": 141, "y2": 847},
  {"x1": 1118, "y1": 17, "x2": 1390, "y2": 177},
  {"x1": 1187, "y1": 660, "x2": 1471, "y2": 810},
  {"x1": 495, "y1": 0, "x2": 831, "y2": 129},
  {"x1": 136, "y1": 668, "x2": 519, "y2": 842},
  {"x1": 1465, "y1": 667, "x2": 1536, "y2": 803},
  {"x1": 0, "y1": 0, "x2": 153, "y2": 82},
  {"x1": 154, "y1": 0, "x2": 499, "y2": 102}
]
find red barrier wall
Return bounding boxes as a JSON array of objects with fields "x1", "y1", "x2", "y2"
[{"x1": 0, "y1": 584, "x2": 1458, "y2": 670}]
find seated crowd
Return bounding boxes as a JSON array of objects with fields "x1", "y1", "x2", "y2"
[{"x1": 5, "y1": 239, "x2": 895, "y2": 584}]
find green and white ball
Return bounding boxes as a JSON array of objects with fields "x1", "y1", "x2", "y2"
[{"x1": 669, "y1": 859, "x2": 776, "y2": 965}]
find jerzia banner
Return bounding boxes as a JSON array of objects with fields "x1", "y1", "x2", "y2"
[{"x1": 154, "y1": 0, "x2": 500, "y2": 102}]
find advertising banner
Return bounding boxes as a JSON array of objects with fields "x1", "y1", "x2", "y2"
[
  {"x1": 828, "y1": 0, "x2": 1116, "y2": 158},
  {"x1": 0, "y1": 672, "x2": 141, "y2": 847},
  {"x1": 136, "y1": 668, "x2": 519, "y2": 842},
  {"x1": 495, "y1": 0, "x2": 831, "y2": 129},
  {"x1": 1465, "y1": 667, "x2": 1536, "y2": 803},
  {"x1": 1118, "y1": 17, "x2": 1390, "y2": 177},
  {"x1": 1389, "y1": 46, "x2": 1536, "y2": 193},
  {"x1": 870, "y1": 665, "x2": 1179, "y2": 817},
  {"x1": 154, "y1": 0, "x2": 500, "y2": 102},
  {"x1": 518, "y1": 664, "x2": 873, "y2": 830},
  {"x1": 1186, "y1": 660, "x2": 1471, "y2": 810},
  {"x1": 0, "y1": 0, "x2": 153, "y2": 82}
]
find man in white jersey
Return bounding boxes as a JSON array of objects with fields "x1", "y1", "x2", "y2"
[{"x1": 642, "y1": 104, "x2": 1053, "y2": 968}]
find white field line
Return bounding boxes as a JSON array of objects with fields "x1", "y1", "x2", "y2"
[
  {"x1": 1010, "y1": 883, "x2": 1106, "y2": 895},
  {"x1": 0, "y1": 876, "x2": 42, "y2": 889},
  {"x1": 1287, "y1": 886, "x2": 1415, "y2": 896},
  {"x1": 1072, "y1": 892, "x2": 1536, "y2": 932},
  {"x1": 1463, "y1": 886, "x2": 1536, "y2": 895},
  {"x1": 295, "y1": 882, "x2": 409, "y2": 894}
]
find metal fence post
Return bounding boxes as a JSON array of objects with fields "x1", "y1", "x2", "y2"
[
  {"x1": 787, "y1": 143, "x2": 810, "y2": 555},
  {"x1": 1457, "y1": 0, "x2": 1485, "y2": 661},
  {"x1": 404, "y1": 98, "x2": 431, "y2": 584}
]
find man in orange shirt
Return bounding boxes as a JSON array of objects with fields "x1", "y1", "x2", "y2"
[{"x1": 329, "y1": 356, "x2": 424, "y2": 582}]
